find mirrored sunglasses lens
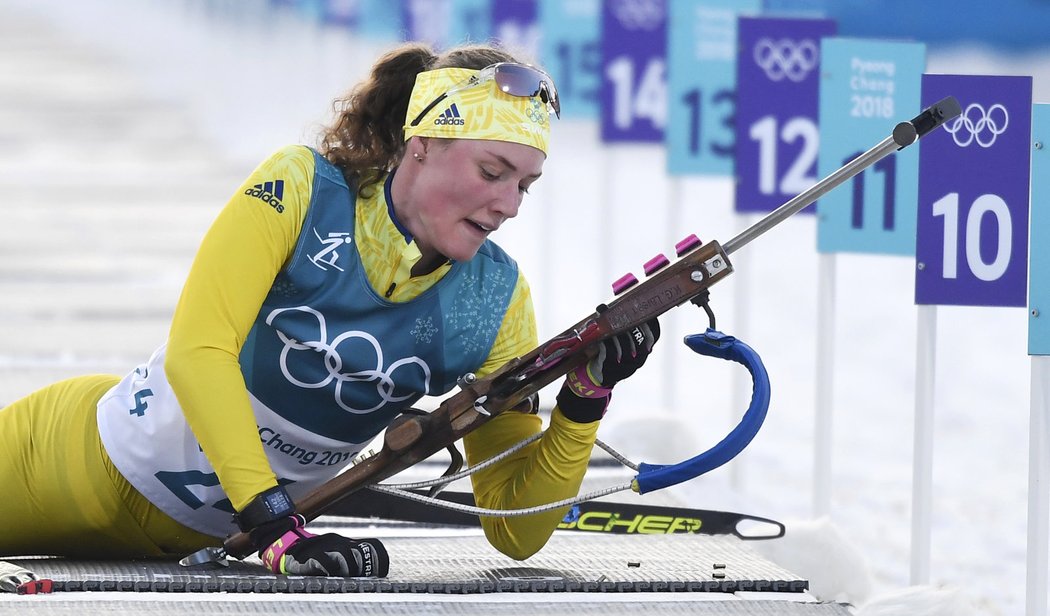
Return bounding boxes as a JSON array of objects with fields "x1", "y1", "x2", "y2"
[
  {"x1": 494, "y1": 65, "x2": 545, "y2": 97},
  {"x1": 494, "y1": 65, "x2": 559, "y2": 117}
]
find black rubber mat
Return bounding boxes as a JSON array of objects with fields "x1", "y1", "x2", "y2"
[{"x1": 5, "y1": 534, "x2": 807, "y2": 595}]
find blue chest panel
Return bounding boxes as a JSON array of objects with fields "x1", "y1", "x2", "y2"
[{"x1": 240, "y1": 152, "x2": 518, "y2": 443}]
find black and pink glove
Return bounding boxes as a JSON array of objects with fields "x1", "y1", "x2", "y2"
[
  {"x1": 556, "y1": 319, "x2": 660, "y2": 423},
  {"x1": 255, "y1": 516, "x2": 389, "y2": 577},
  {"x1": 236, "y1": 486, "x2": 389, "y2": 578}
]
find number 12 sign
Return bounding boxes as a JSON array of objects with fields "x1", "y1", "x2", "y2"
[
  {"x1": 735, "y1": 16, "x2": 836, "y2": 213},
  {"x1": 916, "y1": 74, "x2": 1032, "y2": 307}
]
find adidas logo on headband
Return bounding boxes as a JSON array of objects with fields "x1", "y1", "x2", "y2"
[{"x1": 433, "y1": 103, "x2": 465, "y2": 126}]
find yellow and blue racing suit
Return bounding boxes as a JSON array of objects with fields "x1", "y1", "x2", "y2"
[{"x1": 0, "y1": 145, "x2": 598, "y2": 560}]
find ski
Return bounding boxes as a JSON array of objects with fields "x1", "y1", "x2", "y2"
[{"x1": 324, "y1": 489, "x2": 785, "y2": 541}]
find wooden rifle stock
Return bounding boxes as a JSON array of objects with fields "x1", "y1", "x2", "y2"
[{"x1": 221, "y1": 240, "x2": 732, "y2": 558}]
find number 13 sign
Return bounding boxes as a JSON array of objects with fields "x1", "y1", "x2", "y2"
[{"x1": 916, "y1": 74, "x2": 1033, "y2": 307}]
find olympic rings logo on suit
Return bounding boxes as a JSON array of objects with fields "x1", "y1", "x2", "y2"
[
  {"x1": 942, "y1": 102, "x2": 1009, "y2": 148},
  {"x1": 266, "y1": 306, "x2": 432, "y2": 414},
  {"x1": 753, "y1": 38, "x2": 819, "y2": 83}
]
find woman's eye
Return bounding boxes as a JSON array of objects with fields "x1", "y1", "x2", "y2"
[{"x1": 480, "y1": 167, "x2": 499, "y2": 180}]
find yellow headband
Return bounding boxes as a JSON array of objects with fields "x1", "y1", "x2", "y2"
[{"x1": 403, "y1": 67, "x2": 551, "y2": 155}]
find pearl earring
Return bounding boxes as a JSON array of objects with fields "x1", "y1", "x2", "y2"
[{"x1": 413, "y1": 152, "x2": 424, "y2": 163}]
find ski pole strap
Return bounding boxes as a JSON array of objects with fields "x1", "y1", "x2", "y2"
[{"x1": 632, "y1": 328, "x2": 771, "y2": 494}]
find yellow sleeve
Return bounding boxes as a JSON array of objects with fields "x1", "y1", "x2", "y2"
[
  {"x1": 463, "y1": 273, "x2": 600, "y2": 560},
  {"x1": 164, "y1": 145, "x2": 313, "y2": 512}
]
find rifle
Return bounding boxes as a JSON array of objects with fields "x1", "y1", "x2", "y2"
[{"x1": 181, "y1": 97, "x2": 961, "y2": 567}]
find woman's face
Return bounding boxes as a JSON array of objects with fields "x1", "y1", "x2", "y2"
[{"x1": 394, "y1": 138, "x2": 545, "y2": 267}]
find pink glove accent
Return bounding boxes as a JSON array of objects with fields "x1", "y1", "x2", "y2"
[
  {"x1": 260, "y1": 519, "x2": 315, "y2": 573},
  {"x1": 565, "y1": 364, "x2": 613, "y2": 399}
]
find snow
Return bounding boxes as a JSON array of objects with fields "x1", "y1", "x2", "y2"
[{"x1": 3, "y1": 0, "x2": 1048, "y2": 614}]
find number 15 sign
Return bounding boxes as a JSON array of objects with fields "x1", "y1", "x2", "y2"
[{"x1": 916, "y1": 74, "x2": 1032, "y2": 307}]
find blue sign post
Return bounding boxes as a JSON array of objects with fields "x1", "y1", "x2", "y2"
[
  {"x1": 816, "y1": 38, "x2": 925, "y2": 254},
  {"x1": 1027, "y1": 102, "x2": 1050, "y2": 616},
  {"x1": 538, "y1": 0, "x2": 600, "y2": 119},
  {"x1": 735, "y1": 16, "x2": 836, "y2": 213},
  {"x1": 1031, "y1": 105, "x2": 1050, "y2": 353},
  {"x1": 599, "y1": 0, "x2": 667, "y2": 142},
  {"x1": 915, "y1": 75, "x2": 1033, "y2": 307},
  {"x1": 666, "y1": 0, "x2": 759, "y2": 176}
]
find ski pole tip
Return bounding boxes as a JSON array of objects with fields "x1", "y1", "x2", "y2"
[{"x1": 894, "y1": 96, "x2": 962, "y2": 148}]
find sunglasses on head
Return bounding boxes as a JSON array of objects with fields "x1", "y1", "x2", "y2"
[{"x1": 409, "y1": 62, "x2": 561, "y2": 128}]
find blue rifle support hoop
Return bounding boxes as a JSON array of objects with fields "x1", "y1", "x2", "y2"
[{"x1": 632, "y1": 329, "x2": 771, "y2": 494}]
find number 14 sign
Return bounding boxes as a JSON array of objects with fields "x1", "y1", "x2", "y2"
[
  {"x1": 916, "y1": 74, "x2": 1033, "y2": 307},
  {"x1": 600, "y1": 0, "x2": 667, "y2": 142}
]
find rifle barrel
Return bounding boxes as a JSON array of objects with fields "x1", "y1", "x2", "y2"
[
  {"x1": 723, "y1": 95, "x2": 961, "y2": 257},
  {"x1": 723, "y1": 135, "x2": 898, "y2": 256}
]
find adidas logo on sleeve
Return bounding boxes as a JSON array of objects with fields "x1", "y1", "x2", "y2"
[
  {"x1": 433, "y1": 103, "x2": 465, "y2": 126},
  {"x1": 245, "y1": 180, "x2": 286, "y2": 213}
]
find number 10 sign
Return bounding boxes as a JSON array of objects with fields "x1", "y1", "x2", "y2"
[{"x1": 915, "y1": 74, "x2": 1033, "y2": 307}]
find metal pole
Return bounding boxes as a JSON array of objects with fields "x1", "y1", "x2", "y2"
[
  {"x1": 1028, "y1": 356, "x2": 1050, "y2": 616},
  {"x1": 814, "y1": 253, "x2": 836, "y2": 517},
  {"x1": 911, "y1": 304, "x2": 937, "y2": 584}
]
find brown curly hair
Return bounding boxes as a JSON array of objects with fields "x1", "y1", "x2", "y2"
[{"x1": 318, "y1": 42, "x2": 528, "y2": 197}]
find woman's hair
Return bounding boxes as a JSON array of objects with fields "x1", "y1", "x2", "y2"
[{"x1": 318, "y1": 42, "x2": 523, "y2": 197}]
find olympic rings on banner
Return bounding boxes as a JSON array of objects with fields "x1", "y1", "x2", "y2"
[
  {"x1": 753, "y1": 37, "x2": 819, "y2": 82},
  {"x1": 942, "y1": 102, "x2": 1009, "y2": 148},
  {"x1": 610, "y1": 0, "x2": 665, "y2": 31},
  {"x1": 266, "y1": 306, "x2": 432, "y2": 414}
]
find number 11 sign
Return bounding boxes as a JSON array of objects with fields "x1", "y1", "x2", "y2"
[
  {"x1": 816, "y1": 38, "x2": 925, "y2": 255},
  {"x1": 916, "y1": 74, "x2": 1032, "y2": 307}
]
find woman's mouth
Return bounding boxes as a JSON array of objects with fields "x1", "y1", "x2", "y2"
[{"x1": 467, "y1": 220, "x2": 494, "y2": 235}]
